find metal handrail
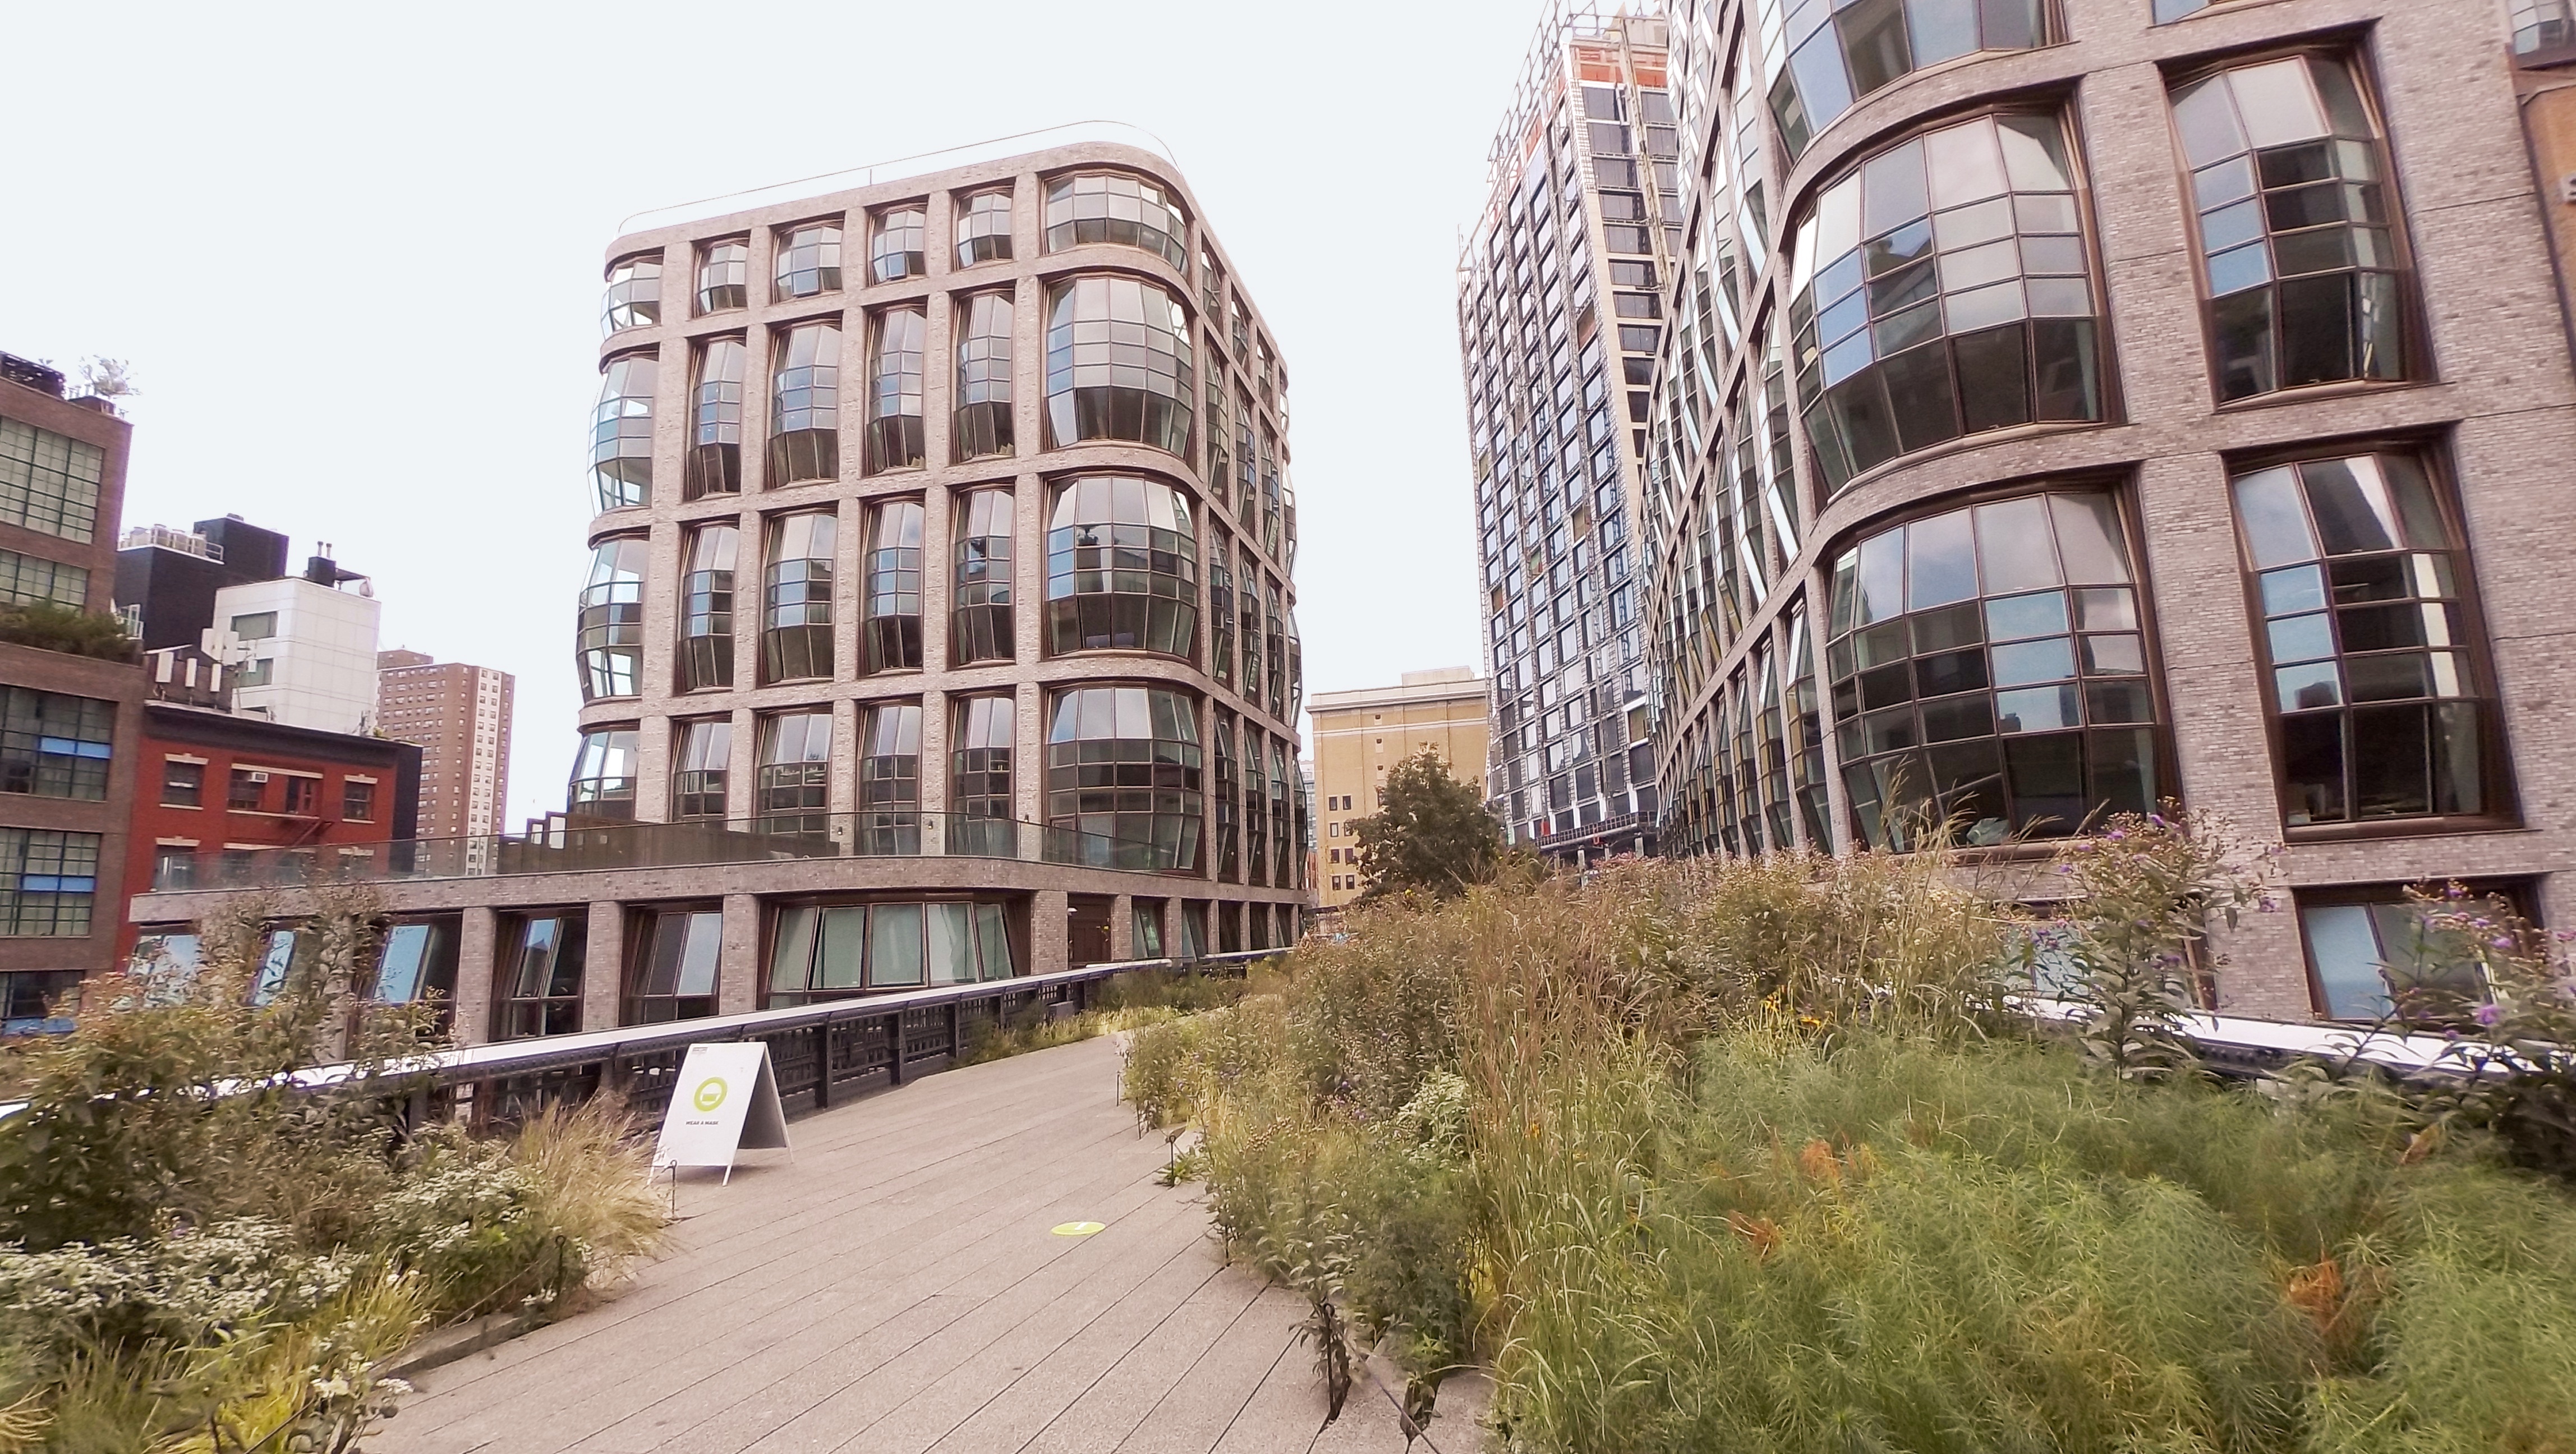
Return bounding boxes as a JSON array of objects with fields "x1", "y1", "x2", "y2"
[{"x1": 148, "y1": 810, "x2": 1217, "y2": 895}]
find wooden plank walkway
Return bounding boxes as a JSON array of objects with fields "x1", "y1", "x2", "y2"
[{"x1": 379, "y1": 1034, "x2": 1486, "y2": 1454}]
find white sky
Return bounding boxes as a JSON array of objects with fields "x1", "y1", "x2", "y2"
[{"x1": 2, "y1": 0, "x2": 1541, "y2": 827}]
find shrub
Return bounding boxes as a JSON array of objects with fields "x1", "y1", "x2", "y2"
[{"x1": 0, "y1": 602, "x2": 134, "y2": 662}]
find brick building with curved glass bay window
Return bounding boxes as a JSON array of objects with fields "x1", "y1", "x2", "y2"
[
  {"x1": 130, "y1": 128, "x2": 1307, "y2": 1045},
  {"x1": 1637, "y1": 0, "x2": 2576, "y2": 1022}
]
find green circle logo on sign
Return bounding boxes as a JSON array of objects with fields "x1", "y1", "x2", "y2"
[{"x1": 693, "y1": 1077, "x2": 729, "y2": 1113}]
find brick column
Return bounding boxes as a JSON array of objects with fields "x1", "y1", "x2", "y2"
[
  {"x1": 1031, "y1": 889, "x2": 1070, "y2": 974},
  {"x1": 1108, "y1": 893, "x2": 1135, "y2": 960},
  {"x1": 582, "y1": 900, "x2": 625, "y2": 1031},
  {"x1": 452, "y1": 905, "x2": 498, "y2": 1047},
  {"x1": 717, "y1": 891, "x2": 760, "y2": 1016}
]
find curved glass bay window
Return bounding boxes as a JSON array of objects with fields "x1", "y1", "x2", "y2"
[
  {"x1": 1791, "y1": 112, "x2": 2101, "y2": 494},
  {"x1": 1045, "y1": 475, "x2": 1198, "y2": 658},
  {"x1": 1238, "y1": 549, "x2": 1263, "y2": 708},
  {"x1": 1214, "y1": 707, "x2": 1242, "y2": 881},
  {"x1": 577, "y1": 537, "x2": 647, "y2": 700},
  {"x1": 866, "y1": 309, "x2": 926, "y2": 473},
  {"x1": 601, "y1": 255, "x2": 660, "y2": 336},
  {"x1": 1263, "y1": 585, "x2": 1286, "y2": 715},
  {"x1": 951, "y1": 489, "x2": 1014, "y2": 665},
  {"x1": 2232, "y1": 452, "x2": 2500, "y2": 826},
  {"x1": 1267, "y1": 739, "x2": 1292, "y2": 888},
  {"x1": 1827, "y1": 489, "x2": 2159, "y2": 848},
  {"x1": 1045, "y1": 685, "x2": 1204, "y2": 871},
  {"x1": 498, "y1": 914, "x2": 585, "y2": 1039},
  {"x1": 871, "y1": 206, "x2": 924, "y2": 283},
  {"x1": 856, "y1": 701, "x2": 922, "y2": 854},
  {"x1": 954, "y1": 292, "x2": 1015, "y2": 461},
  {"x1": 762, "y1": 512, "x2": 835, "y2": 682},
  {"x1": 1207, "y1": 547, "x2": 1235, "y2": 687},
  {"x1": 697, "y1": 239, "x2": 747, "y2": 312},
  {"x1": 1760, "y1": 0, "x2": 2049, "y2": 157},
  {"x1": 687, "y1": 337, "x2": 746, "y2": 499},
  {"x1": 956, "y1": 190, "x2": 1012, "y2": 265},
  {"x1": 768, "y1": 321, "x2": 840, "y2": 484},
  {"x1": 1241, "y1": 719, "x2": 1269, "y2": 884},
  {"x1": 568, "y1": 727, "x2": 637, "y2": 820},
  {"x1": 672, "y1": 717, "x2": 731, "y2": 820},
  {"x1": 756, "y1": 709, "x2": 831, "y2": 835},
  {"x1": 590, "y1": 355, "x2": 655, "y2": 510},
  {"x1": 1043, "y1": 172, "x2": 1188, "y2": 270},
  {"x1": 771, "y1": 900, "x2": 1013, "y2": 1004},
  {"x1": 862, "y1": 499, "x2": 924, "y2": 674},
  {"x1": 1045, "y1": 277, "x2": 1194, "y2": 455},
  {"x1": 951, "y1": 695, "x2": 1015, "y2": 858},
  {"x1": 774, "y1": 221, "x2": 841, "y2": 299},
  {"x1": 2170, "y1": 54, "x2": 2408, "y2": 403},
  {"x1": 679, "y1": 523, "x2": 736, "y2": 691}
]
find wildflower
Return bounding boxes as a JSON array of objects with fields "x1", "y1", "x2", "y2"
[{"x1": 2475, "y1": 1003, "x2": 2503, "y2": 1027}]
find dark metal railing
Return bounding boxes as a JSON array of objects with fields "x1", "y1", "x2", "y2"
[
  {"x1": 152, "y1": 811, "x2": 1210, "y2": 894},
  {"x1": 379, "y1": 950, "x2": 1285, "y2": 1128}
]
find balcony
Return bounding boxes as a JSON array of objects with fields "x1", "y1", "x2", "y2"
[{"x1": 153, "y1": 811, "x2": 1208, "y2": 894}]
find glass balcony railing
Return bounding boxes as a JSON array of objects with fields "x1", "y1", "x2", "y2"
[{"x1": 150, "y1": 812, "x2": 1205, "y2": 894}]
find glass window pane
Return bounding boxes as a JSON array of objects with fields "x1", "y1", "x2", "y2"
[
  {"x1": 869, "y1": 904, "x2": 925, "y2": 987},
  {"x1": 771, "y1": 906, "x2": 816, "y2": 992},
  {"x1": 817, "y1": 907, "x2": 866, "y2": 990},
  {"x1": 2305, "y1": 903, "x2": 2391, "y2": 1019}
]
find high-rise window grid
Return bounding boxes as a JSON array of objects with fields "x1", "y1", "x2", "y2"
[
  {"x1": 0, "y1": 829, "x2": 99, "y2": 937},
  {"x1": 1045, "y1": 277, "x2": 1194, "y2": 456},
  {"x1": 0, "y1": 688, "x2": 113, "y2": 800},
  {"x1": 0, "y1": 549, "x2": 85, "y2": 609},
  {"x1": 0, "y1": 418, "x2": 104, "y2": 544}
]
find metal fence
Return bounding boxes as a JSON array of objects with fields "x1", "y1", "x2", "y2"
[
  {"x1": 379, "y1": 950, "x2": 1284, "y2": 1129},
  {"x1": 155, "y1": 811, "x2": 1209, "y2": 894}
]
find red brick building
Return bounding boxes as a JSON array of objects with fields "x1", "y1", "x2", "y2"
[{"x1": 124, "y1": 701, "x2": 419, "y2": 954}]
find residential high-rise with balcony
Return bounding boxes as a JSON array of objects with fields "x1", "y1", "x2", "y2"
[
  {"x1": 376, "y1": 651, "x2": 513, "y2": 840},
  {"x1": 1644, "y1": 0, "x2": 2576, "y2": 1022},
  {"x1": 131, "y1": 129, "x2": 1308, "y2": 1041},
  {"x1": 1459, "y1": 3, "x2": 1673, "y2": 866}
]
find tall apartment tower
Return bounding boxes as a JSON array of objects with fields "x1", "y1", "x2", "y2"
[
  {"x1": 1644, "y1": 0, "x2": 2576, "y2": 1022},
  {"x1": 133, "y1": 130, "x2": 1310, "y2": 1041},
  {"x1": 0, "y1": 353, "x2": 146, "y2": 1027},
  {"x1": 1459, "y1": 3, "x2": 1674, "y2": 866},
  {"x1": 376, "y1": 651, "x2": 514, "y2": 839}
]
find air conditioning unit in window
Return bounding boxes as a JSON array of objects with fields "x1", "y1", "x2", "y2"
[{"x1": 246, "y1": 771, "x2": 270, "y2": 784}]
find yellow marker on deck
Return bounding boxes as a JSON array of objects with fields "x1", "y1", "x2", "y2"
[{"x1": 1051, "y1": 1221, "x2": 1106, "y2": 1236}]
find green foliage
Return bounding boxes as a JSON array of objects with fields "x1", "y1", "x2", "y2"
[
  {"x1": 0, "y1": 602, "x2": 135, "y2": 662},
  {"x1": 1142, "y1": 848, "x2": 2576, "y2": 1453},
  {"x1": 2037, "y1": 805, "x2": 2279, "y2": 1081},
  {"x1": 0, "y1": 900, "x2": 666, "y2": 1451},
  {"x1": 1349, "y1": 747, "x2": 1504, "y2": 902}
]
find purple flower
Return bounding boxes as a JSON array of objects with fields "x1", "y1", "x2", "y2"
[
  {"x1": 2493, "y1": 937, "x2": 2515, "y2": 950},
  {"x1": 2475, "y1": 1003, "x2": 2503, "y2": 1027}
]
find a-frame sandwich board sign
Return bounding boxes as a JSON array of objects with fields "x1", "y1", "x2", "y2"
[{"x1": 653, "y1": 1041, "x2": 792, "y2": 1184}]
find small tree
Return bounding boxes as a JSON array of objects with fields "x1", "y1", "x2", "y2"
[{"x1": 1350, "y1": 749, "x2": 1503, "y2": 903}]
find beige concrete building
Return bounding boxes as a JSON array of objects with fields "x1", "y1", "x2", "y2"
[
  {"x1": 1632, "y1": 0, "x2": 2576, "y2": 1022},
  {"x1": 134, "y1": 128, "x2": 1306, "y2": 1042},
  {"x1": 376, "y1": 651, "x2": 513, "y2": 840},
  {"x1": 1310, "y1": 668, "x2": 1491, "y2": 908}
]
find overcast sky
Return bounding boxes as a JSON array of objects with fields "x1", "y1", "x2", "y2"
[{"x1": 2, "y1": 0, "x2": 1540, "y2": 826}]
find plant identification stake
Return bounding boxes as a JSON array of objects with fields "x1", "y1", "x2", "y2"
[{"x1": 654, "y1": 1042, "x2": 791, "y2": 1184}]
